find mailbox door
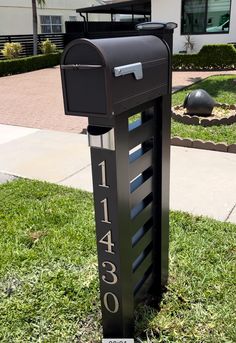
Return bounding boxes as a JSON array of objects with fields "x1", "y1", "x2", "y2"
[{"x1": 61, "y1": 41, "x2": 109, "y2": 117}]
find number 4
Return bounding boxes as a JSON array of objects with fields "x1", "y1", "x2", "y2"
[{"x1": 99, "y1": 231, "x2": 115, "y2": 254}]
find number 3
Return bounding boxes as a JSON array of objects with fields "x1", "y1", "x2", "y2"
[{"x1": 102, "y1": 261, "x2": 118, "y2": 285}]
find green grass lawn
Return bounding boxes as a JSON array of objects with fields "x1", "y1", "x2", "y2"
[
  {"x1": 171, "y1": 121, "x2": 236, "y2": 145},
  {"x1": 172, "y1": 75, "x2": 236, "y2": 144},
  {"x1": 0, "y1": 179, "x2": 236, "y2": 342}
]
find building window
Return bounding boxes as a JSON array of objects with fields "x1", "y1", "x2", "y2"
[
  {"x1": 116, "y1": 14, "x2": 151, "y2": 22},
  {"x1": 181, "y1": 0, "x2": 231, "y2": 34},
  {"x1": 69, "y1": 16, "x2": 77, "y2": 21},
  {"x1": 40, "y1": 16, "x2": 62, "y2": 33}
]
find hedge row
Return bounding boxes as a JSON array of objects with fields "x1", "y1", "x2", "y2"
[
  {"x1": 173, "y1": 44, "x2": 236, "y2": 71},
  {"x1": 0, "y1": 44, "x2": 235, "y2": 76},
  {"x1": 0, "y1": 52, "x2": 61, "y2": 77}
]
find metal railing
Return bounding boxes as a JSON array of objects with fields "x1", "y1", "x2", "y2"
[{"x1": 0, "y1": 33, "x2": 65, "y2": 59}]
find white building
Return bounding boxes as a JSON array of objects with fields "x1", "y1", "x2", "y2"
[
  {"x1": 0, "y1": 0, "x2": 100, "y2": 35},
  {"x1": 0, "y1": 0, "x2": 235, "y2": 53},
  {"x1": 152, "y1": 0, "x2": 236, "y2": 53}
]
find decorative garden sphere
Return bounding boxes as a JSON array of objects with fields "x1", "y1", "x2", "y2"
[{"x1": 183, "y1": 89, "x2": 217, "y2": 117}]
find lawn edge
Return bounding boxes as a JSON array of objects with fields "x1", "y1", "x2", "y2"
[{"x1": 171, "y1": 136, "x2": 236, "y2": 153}]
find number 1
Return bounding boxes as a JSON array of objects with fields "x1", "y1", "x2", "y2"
[
  {"x1": 101, "y1": 198, "x2": 111, "y2": 224},
  {"x1": 98, "y1": 161, "x2": 109, "y2": 188}
]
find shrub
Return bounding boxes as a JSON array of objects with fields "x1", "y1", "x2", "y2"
[
  {"x1": 1, "y1": 42, "x2": 23, "y2": 59},
  {"x1": 173, "y1": 44, "x2": 236, "y2": 71},
  {"x1": 0, "y1": 52, "x2": 61, "y2": 77},
  {"x1": 40, "y1": 39, "x2": 57, "y2": 54}
]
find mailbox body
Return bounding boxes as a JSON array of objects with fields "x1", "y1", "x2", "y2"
[{"x1": 61, "y1": 35, "x2": 169, "y2": 118}]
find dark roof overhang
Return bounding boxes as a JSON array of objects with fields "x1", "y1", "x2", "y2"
[{"x1": 76, "y1": 0, "x2": 151, "y2": 16}]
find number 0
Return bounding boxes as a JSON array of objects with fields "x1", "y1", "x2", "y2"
[{"x1": 104, "y1": 292, "x2": 119, "y2": 313}]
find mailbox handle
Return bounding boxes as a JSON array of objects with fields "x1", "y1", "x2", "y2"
[
  {"x1": 61, "y1": 64, "x2": 103, "y2": 70},
  {"x1": 114, "y1": 62, "x2": 143, "y2": 80}
]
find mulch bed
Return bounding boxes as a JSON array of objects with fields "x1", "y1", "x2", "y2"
[{"x1": 172, "y1": 104, "x2": 236, "y2": 127}]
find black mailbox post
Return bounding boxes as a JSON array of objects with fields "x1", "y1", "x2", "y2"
[{"x1": 61, "y1": 23, "x2": 176, "y2": 342}]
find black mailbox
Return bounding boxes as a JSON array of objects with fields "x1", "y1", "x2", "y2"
[
  {"x1": 60, "y1": 23, "x2": 176, "y2": 341},
  {"x1": 61, "y1": 35, "x2": 169, "y2": 117}
]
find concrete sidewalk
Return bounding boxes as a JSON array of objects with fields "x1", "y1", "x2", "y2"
[{"x1": 0, "y1": 124, "x2": 235, "y2": 224}]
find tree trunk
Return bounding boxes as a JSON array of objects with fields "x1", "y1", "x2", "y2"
[{"x1": 32, "y1": 0, "x2": 38, "y2": 55}]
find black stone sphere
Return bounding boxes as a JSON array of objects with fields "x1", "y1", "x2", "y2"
[{"x1": 183, "y1": 89, "x2": 216, "y2": 117}]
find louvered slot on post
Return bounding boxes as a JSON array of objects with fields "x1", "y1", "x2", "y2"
[
  {"x1": 134, "y1": 265, "x2": 153, "y2": 299},
  {"x1": 131, "y1": 199, "x2": 153, "y2": 233},
  {"x1": 133, "y1": 247, "x2": 153, "y2": 286},
  {"x1": 130, "y1": 176, "x2": 153, "y2": 209},
  {"x1": 128, "y1": 118, "x2": 154, "y2": 150},
  {"x1": 132, "y1": 226, "x2": 153, "y2": 261},
  {"x1": 129, "y1": 145, "x2": 153, "y2": 180}
]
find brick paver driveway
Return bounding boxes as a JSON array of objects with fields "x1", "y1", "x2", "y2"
[
  {"x1": 0, "y1": 66, "x2": 87, "y2": 133},
  {"x1": 0, "y1": 66, "x2": 235, "y2": 132}
]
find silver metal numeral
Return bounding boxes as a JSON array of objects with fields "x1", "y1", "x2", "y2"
[
  {"x1": 102, "y1": 261, "x2": 118, "y2": 285},
  {"x1": 99, "y1": 231, "x2": 115, "y2": 254},
  {"x1": 101, "y1": 198, "x2": 111, "y2": 224},
  {"x1": 98, "y1": 161, "x2": 109, "y2": 188},
  {"x1": 104, "y1": 292, "x2": 119, "y2": 313}
]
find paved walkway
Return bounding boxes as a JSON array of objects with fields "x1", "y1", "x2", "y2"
[
  {"x1": 0, "y1": 124, "x2": 235, "y2": 224},
  {"x1": 0, "y1": 67, "x2": 87, "y2": 133},
  {"x1": 0, "y1": 67, "x2": 235, "y2": 133}
]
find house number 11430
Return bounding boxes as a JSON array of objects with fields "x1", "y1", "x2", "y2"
[{"x1": 98, "y1": 160, "x2": 120, "y2": 315}]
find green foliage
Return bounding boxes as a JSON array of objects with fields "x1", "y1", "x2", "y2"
[
  {"x1": 0, "y1": 52, "x2": 61, "y2": 77},
  {"x1": 37, "y1": 0, "x2": 46, "y2": 6},
  {"x1": 0, "y1": 179, "x2": 235, "y2": 342},
  {"x1": 1, "y1": 42, "x2": 23, "y2": 60},
  {"x1": 173, "y1": 44, "x2": 236, "y2": 70},
  {"x1": 39, "y1": 38, "x2": 57, "y2": 54}
]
